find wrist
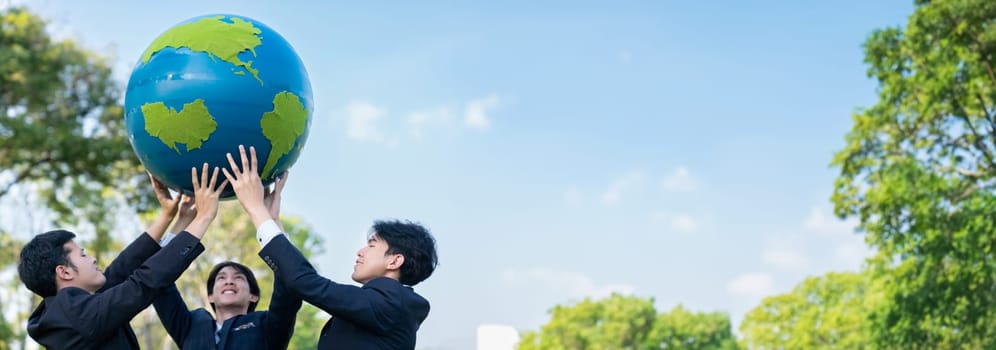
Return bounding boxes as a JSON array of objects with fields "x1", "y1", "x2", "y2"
[
  {"x1": 248, "y1": 207, "x2": 273, "y2": 228},
  {"x1": 184, "y1": 217, "x2": 212, "y2": 239}
]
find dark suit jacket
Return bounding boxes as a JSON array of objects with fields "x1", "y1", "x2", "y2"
[
  {"x1": 152, "y1": 276, "x2": 301, "y2": 349},
  {"x1": 26, "y1": 232, "x2": 205, "y2": 350},
  {"x1": 259, "y1": 235, "x2": 430, "y2": 350}
]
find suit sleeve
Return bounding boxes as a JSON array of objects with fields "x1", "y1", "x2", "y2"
[
  {"x1": 152, "y1": 284, "x2": 194, "y2": 347},
  {"x1": 62, "y1": 231, "x2": 205, "y2": 342},
  {"x1": 98, "y1": 232, "x2": 160, "y2": 291},
  {"x1": 262, "y1": 274, "x2": 303, "y2": 349},
  {"x1": 259, "y1": 235, "x2": 395, "y2": 334}
]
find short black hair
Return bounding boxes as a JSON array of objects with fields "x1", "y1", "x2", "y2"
[
  {"x1": 371, "y1": 220, "x2": 438, "y2": 286},
  {"x1": 206, "y1": 261, "x2": 261, "y2": 312},
  {"x1": 18, "y1": 230, "x2": 77, "y2": 297}
]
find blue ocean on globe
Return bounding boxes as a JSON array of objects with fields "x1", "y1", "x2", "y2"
[{"x1": 124, "y1": 14, "x2": 313, "y2": 198}]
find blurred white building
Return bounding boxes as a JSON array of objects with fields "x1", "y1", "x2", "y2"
[{"x1": 476, "y1": 324, "x2": 520, "y2": 350}]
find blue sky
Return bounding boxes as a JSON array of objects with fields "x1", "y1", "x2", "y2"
[{"x1": 15, "y1": 1, "x2": 914, "y2": 348}]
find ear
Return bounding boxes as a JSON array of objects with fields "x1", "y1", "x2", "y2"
[
  {"x1": 250, "y1": 294, "x2": 260, "y2": 302},
  {"x1": 387, "y1": 254, "x2": 405, "y2": 271},
  {"x1": 55, "y1": 265, "x2": 75, "y2": 282}
]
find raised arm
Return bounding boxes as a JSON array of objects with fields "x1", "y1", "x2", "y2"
[
  {"x1": 262, "y1": 274, "x2": 303, "y2": 349},
  {"x1": 223, "y1": 146, "x2": 394, "y2": 333},
  {"x1": 260, "y1": 235, "x2": 395, "y2": 334},
  {"x1": 100, "y1": 174, "x2": 182, "y2": 289},
  {"x1": 152, "y1": 284, "x2": 195, "y2": 347},
  {"x1": 257, "y1": 171, "x2": 303, "y2": 348},
  {"x1": 151, "y1": 196, "x2": 198, "y2": 346},
  {"x1": 70, "y1": 232, "x2": 205, "y2": 342},
  {"x1": 71, "y1": 164, "x2": 226, "y2": 341}
]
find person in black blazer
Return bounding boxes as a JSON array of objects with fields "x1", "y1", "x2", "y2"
[
  {"x1": 153, "y1": 259, "x2": 301, "y2": 349},
  {"x1": 152, "y1": 187, "x2": 301, "y2": 350},
  {"x1": 222, "y1": 145, "x2": 440, "y2": 350},
  {"x1": 17, "y1": 165, "x2": 228, "y2": 350}
]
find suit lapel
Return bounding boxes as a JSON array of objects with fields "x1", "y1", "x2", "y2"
[{"x1": 216, "y1": 316, "x2": 237, "y2": 350}]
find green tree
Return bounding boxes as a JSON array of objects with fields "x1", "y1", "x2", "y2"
[
  {"x1": 832, "y1": 0, "x2": 996, "y2": 347},
  {"x1": 1, "y1": 7, "x2": 152, "y2": 347},
  {"x1": 0, "y1": 6, "x2": 152, "y2": 262},
  {"x1": 645, "y1": 305, "x2": 738, "y2": 350},
  {"x1": 739, "y1": 271, "x2": 877, "y2": 349},
  {"x1": 518, "y1": 293, "x2": 737, "y2": 350},
  {"x1": 0, "y1": 231, "x2": 22, "y2": 350},
  {"x1": 130, "y1": 202, "x2": 329, "y2": 349}
]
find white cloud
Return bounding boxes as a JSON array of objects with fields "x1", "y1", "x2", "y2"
[
  {"x1": 801, "y1": 206, "x2": 870, "y2": 270},
  {"x1": 726, "y1": 273, "x2": 774, "y2": 298},
  {"x1": 670, "y1": 213, "x2": 698, "y2": 233},
  {"x1": 345, "y1": 101, "x2": 386, "y2": 143},
  {"x1": 465, "y1": 94, "x2": 500, "y2": 130},
  {"x1": 601, "y1": 172, "x2": 645, "y2": 205},
  {"x1": 501, "y1": 267, "x2": 636, "y2": 300},
  {"x1": 618, "y1": 50, "x2": 633, "y2": 64},
  {"x1": 761, "y1": 245, "x2": 810, "y2": 272},
  {"x1": 661, "y1": 166, "x2": 697, "y2": 192},
  {"x1": 651, "y1": 210, "x2": 701, "y2": 234},
  {"x1": 406, "y1": 106, "x2": 452, "y2": 141},
  {"x1": 803, "y1": 207, "x2": 854, "y2": 236}
]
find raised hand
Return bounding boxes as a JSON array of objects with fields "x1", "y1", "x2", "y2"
[
  {"x1": 147, "y1": 171, "x2": 182, "y2": 241},
  {"x1": 150, "y1": 171, "x2": 182, "y2": 218},
  {"x1": 170, "y1": 195, "x2": 196, "y2": 234},
  {"x1": 185, "y1": 163, "x2": 229, "y2": 239},
  {"x1": 264, "y1": 171, "x2": 289, "y2": 229},
  {"x1": 222, "y1": 145, "x2": 271, "y2": 226}
]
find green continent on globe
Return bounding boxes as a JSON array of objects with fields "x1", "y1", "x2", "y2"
[
  {"x1": 260, "y1": 91, "x2": 308, "y2": 179},
  {"x1": 142, "y1": 99, "x2": 218, "y2": 153},
  {"x1": 139, "y1": 15, "x2": 264, "y2": 84}
]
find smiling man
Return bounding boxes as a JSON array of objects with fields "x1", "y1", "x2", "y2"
[
  {"x1": 152, "y1": 185, "x2": 301, "y2": 349},
  {"x1": 153, "y1": 260, "x2": 300, "y2": 349}
]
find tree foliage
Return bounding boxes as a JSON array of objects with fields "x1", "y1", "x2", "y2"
[
  {"x1": 0, "y1": 6, "x2": 153, "y2": 261},
  {"x1": 517, "y1": 293, "x2": 737, "y2": 350},
  {"x1": 739, "y1": 271, "x2": 877, "y2": 349},
  {"x1": 831, "y1": 0, "x2": 996, "y2": 347}
]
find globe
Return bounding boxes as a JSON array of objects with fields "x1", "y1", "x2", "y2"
[{"x1": 124, "y1": 14, "x2": 313, "y2": 198}]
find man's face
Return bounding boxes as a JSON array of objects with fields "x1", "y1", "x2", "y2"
[
  {"x1": 209, "y1": 266, "x2": 259, "y2": 311},
  {"x1": 352, "y1": 234, "x2": 401, "y2": 284},
  {"x1": 60, "y1": 240, "x2": 106, "y2": 293}
]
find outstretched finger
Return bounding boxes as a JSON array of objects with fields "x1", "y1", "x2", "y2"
[
  {"x1": 208, "y1": 166, "x2": 220, "y2": 189},
  {"x1": 249, "y1": 146, "x2": 258, "y2": 173},
  {"x1": 221, "y1": 167, "x2": 235, "y2": 184},
  {"x1": 200, "y1": 163, "x2": 210, "y2": 189},
  {"x1": 275, "y1": 171, "x2": 289, "y2": 193},
  {"x1": 215, "y1": 178, "x2": 230, "y2": 194},
  {"x1": 191, "y1": 167, "x2": 200, "y2": 189},
  {"x1": 238, "y1": 145, "x2": 250, "y2": 175},
  {"x1": 226, "y1": 152, "x2": 241, "y2": 177}
]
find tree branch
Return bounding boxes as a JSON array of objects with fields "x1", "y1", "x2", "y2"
[
  {"x1": 951, "y1": 98, "x2": 996, "y2": 171},
  {"x1": 0, "y1": 154, "x2": 52, "y2": 199}
]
